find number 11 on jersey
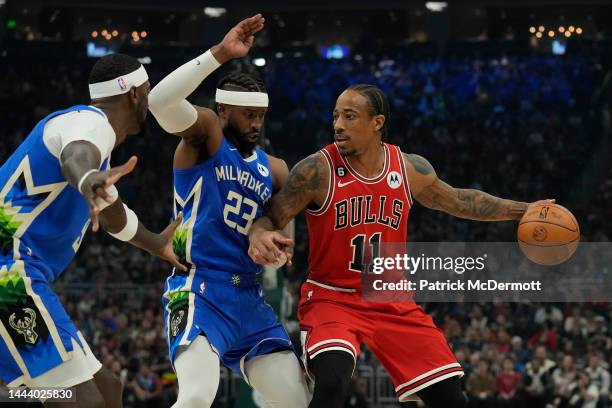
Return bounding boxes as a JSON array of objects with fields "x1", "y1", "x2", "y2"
[{"x1": 349, "y1": 232, "x2": 381, "y2": 273}]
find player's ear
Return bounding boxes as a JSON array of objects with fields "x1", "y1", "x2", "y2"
[
  {"x1": 128, "y1": 87, "x2": 139, "y2": 105},
  {"x1": 373, "y1": 114, "x2": 385, "y2": 132},
  {"x1": 217, "y1": 103, "x2": 228, "y2": 119}
]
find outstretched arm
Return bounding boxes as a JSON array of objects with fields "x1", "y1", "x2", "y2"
[
  {"x1": 248, "y1": 153, "x2": 328, "y2": 264},
  {"x1": 61, "y1": 141, "x2": 186, "y2": 271},
  {"x1": 148, "y1": 14, "x2": 265, "y2": 155},
  {"x1": 404, "y1": 153, "x2": 538, "y2": 221}
]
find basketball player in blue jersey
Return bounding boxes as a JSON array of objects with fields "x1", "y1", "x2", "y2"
[
  {"x1": 0, "y1": 54, "x2": 185, "y2": 407},
  {"x1": 148, "y1": 14, "x2": 309, "y2": 407}
]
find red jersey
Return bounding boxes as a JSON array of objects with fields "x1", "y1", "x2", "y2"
[{"x1": 305, "y1": 142, "x2": 412, "y2": 289}]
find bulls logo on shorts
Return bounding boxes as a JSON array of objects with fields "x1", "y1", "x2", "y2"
[{"x1": 387, "y1": 171, "x2": 402, "y2": 189}]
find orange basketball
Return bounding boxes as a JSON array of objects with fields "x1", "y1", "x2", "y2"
[{"x1": 517, "y1": 203, "x2": 580, "y2": 265}]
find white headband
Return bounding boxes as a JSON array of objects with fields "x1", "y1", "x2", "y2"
[
  {"x1": 89, "y1": 65, "x2": 149, "y2": 99},
  {"x1": 215, "y1": 89, "x2": 269, "y2": 107}
]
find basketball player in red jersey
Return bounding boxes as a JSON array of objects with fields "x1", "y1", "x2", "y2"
[{"x1": 248, "y1": 84, "x2": 551, "y2": 407}]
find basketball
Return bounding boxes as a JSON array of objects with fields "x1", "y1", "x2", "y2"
[{"x1": 517, "y1": 203, "x2": 580, "y2": 265}]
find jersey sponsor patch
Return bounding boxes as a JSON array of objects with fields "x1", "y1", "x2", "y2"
[
  {"x1": 257, "y1": 163, "x2": 269, "y2": 177},
  {"x1": 387, "y1": 171, "x2": 402, "y2": 189}
]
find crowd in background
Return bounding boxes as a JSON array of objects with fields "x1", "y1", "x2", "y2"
[{"x1": 1, "y1": 41, "x2": 611, "y2": 407}]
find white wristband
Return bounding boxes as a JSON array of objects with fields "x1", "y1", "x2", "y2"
[
  {"x1": 108, "y1": 203, "x2": 139, "y2": 241},
  {"x1": 93, "y1": 185, "x2": 119, "y2": 211},
  {"x1": 77, "y1": 169, "x2": 98, "y2": 194}
]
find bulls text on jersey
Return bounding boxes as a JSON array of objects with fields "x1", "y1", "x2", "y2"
[{"x1": 334, "y1": 195, "x2": 404, "y2": 230}]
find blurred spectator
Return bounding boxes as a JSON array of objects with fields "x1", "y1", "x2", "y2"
[
  {"x1": 497, "y1": 357, "x2": 522, "y2": 408},
  {"x1": 552, "y1": 354, "x2": 579, "y2": 407},
  {"x1": 567, "y1": 371, "x2": 600, "y2": 408},
  {"x1": 467, "y1": 360, "x2": 496, "y2": 408},
  {"x1": 523, "y1": 351, "x2": 555, "y2": 408},
  {"x1": 585, "y1": 354, "x2": 610, "y2": 408},
  {"x1": 127, "y1": 362, "x2": 166, "y2": 408}
]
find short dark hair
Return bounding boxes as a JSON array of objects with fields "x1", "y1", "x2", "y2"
[
  {"x1": 346, "y1": 84, "x2": 390, "y2": 140},
  {"x1": 88, "y1": 53, "x2": 141, "y2": 84},
  {"x1": 217, "y1": 72, "x2": 267, "y2": 93}
]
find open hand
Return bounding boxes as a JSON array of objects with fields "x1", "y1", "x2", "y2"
[
  {"x1": 80, "y1": 156, "x2": 138, "y2": 232},
  {"x1": 214, "y1": 14, "x2": 265, "y2": 62}
]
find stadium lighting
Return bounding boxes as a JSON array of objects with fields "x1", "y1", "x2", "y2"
[
  {"x1": 576, "y1": 27, "x2": 582, "y2": 34},
  {"x1": 253, "y1": 58, "x2": 266, "y2": 67},
  {"x1": 538, "y1": 26, "x2": 545, "y2": 32},
  {"x1": 204, "y1": 7, "x2": 226, "y2": 18},
  {"x1": 274, "y1": 52, "x2": 283, "y2": 58},
  {"x1": 101, "y1": 29, "x2": 108, "y2": 36},
  {"x1": 140, "y1": 31, "x2": 147, "y2": 38},
  {"x1": 111, "y1": 30, "x2": 118, "y2": 37},
  {"x1": 91, "y1": 31, "x2": 98, "y2": 38},
  {"x1": 529, "y1": 27, "x2": 536, "y2": 33},
  {"x1": 535, "y1": 32, "x2": 543, "y2": 39},
  {"x1": 565, "y1": 31, "x2": 571, "y2": 38},
  {"x1": 425, "y1": 2, "x2": 447, "y2": 12},
  {"x1": 558, "y1": 26, "x2": 565, "y2": 33},
  {"x1": 548, "y1": 30, "x2": 555, "y2": 37},
  {"x1": 568, "y1": 26, "x2": 575, "y2": 32}
]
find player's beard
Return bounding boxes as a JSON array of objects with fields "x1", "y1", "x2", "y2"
[{"x1": 225, "y1": 119, "x2": 257, "y2": 156}]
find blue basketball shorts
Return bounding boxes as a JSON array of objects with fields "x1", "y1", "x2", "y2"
[
  {"x1": 0, "y1": 259, "x2": 87, "y2": 386},
  {"x1": 162, "y1": 270, "x2": 292, "y2": 379}
]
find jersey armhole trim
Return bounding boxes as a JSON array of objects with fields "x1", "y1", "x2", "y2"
[
  {"x1": 305, "y1": 149, "x2": 334, "y2": 216},
  {"x1": 397, "y1": 146, "x2": 414, "y2": 206},
  {"x1": 173, "y1": 138, "x2": 229, "y2": 172}
]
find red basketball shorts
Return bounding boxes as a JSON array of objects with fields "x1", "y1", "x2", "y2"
[{"x1": 298, "y1": 280, "x2": 464, "y2": 402}]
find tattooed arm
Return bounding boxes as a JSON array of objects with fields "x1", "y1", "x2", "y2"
[
  {"x1": 248, "y1": 152, "x2": 328, "y2": 264},
  {"x1": 404, "y1": 153, "x2": 531, "y2": 221}
]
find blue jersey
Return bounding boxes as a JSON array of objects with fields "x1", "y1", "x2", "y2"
[
  {"x1": 0, "y1": 105, "x2": 108, "y2": 282},
  {"x1": 172, "y1": 138, "x2": 273, "y2": 281},
  {"x1": 164, "y1": 139, "x2": 292, "y2": 374}
]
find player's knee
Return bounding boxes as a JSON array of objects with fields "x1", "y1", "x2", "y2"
[
  {"x1": 310, "y1": 351, "x2": 354, "y2": 408},
  {"x1": 446, "y1": 390, "x2": 468, "y2": 408},
  {"x1": 416, "y1": 377, "x2": 468, "y2": 408}
]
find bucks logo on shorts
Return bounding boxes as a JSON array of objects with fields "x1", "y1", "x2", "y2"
[
  {"x1": 0, "y1": 264, "x2": 50, "y2": 349},
  {"x1": 167, "y1": 291, "x2": 189, "y2": 342}
]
